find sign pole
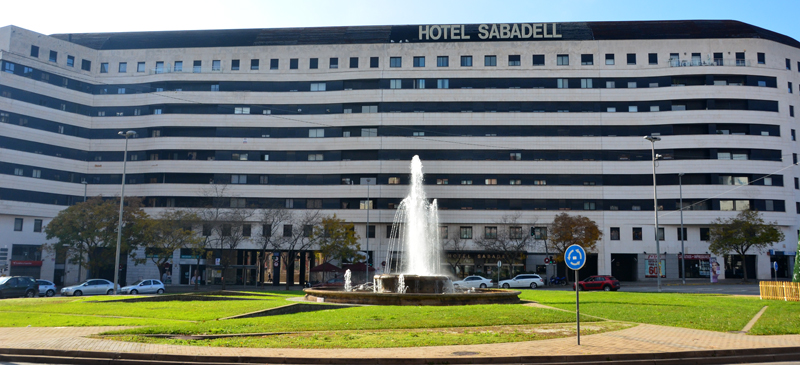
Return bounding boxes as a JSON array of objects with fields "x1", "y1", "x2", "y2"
[{"x1": 576, "y1": 268, "x2": 580, "y2": 345}]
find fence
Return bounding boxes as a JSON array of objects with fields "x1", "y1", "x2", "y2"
[{"x1": 759, "y1": 281, "x2": 800, "y2": 301}]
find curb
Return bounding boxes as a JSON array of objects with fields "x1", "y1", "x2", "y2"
[{"x1": 2, "y1": 346, "x2": 800, "y2": 365}]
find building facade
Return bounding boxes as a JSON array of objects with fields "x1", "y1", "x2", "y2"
[{"x1": 1, "y1": 20, "x2": 798, "y2": 286}]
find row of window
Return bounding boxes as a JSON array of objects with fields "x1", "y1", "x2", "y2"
[
  {"x1": 29, "y1": 45, "x2": 91, "y2": 71},
  {"x1": 1, "y1": 108, "x2": 784, "y2": 139},
  {"x1": 12, "y1": 217, "x2": 43, "y2": 232},
  {"x1": 3, "y1": 61, "x2": 784, "y2": 95},
  {"x1": 0, "y1": 135, "x2": 783, "y2": 164}
]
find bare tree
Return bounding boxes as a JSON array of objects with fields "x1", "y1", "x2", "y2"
[
  {"x1": 254, "y1": 204, "x2": 292, "y2": 286},
  {"x1": 443, "y1": 226, "x2": 470, "y2": 277},
  {"x1": 474, "y1": 214, "x2": 537, "y2": 275},
  {"x1": 262, "y1": 210, "x2": 322, "y2": 289},
  {"x1": 134, "y1": 210, "x2": 202, "y2": 281}
]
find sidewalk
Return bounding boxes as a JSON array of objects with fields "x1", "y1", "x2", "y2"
[{"x1": 1, "y1": 321, "x2": 799, "y2": 364}]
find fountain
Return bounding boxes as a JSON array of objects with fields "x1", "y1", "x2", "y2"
[{"x1": 303, "y1": 156, "x2": 520, "y2": 305}]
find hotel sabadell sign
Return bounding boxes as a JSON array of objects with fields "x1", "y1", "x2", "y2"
[{"x1": 418, "y1": 23, "x2": 562, "y2": 41}]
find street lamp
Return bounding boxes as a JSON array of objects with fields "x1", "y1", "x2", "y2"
[
  {"x1": 644, "y1": 135, "x2": 662, "y2": 293},
  {"x1": 113, "y1": 130, "x2": 136, "y2": 295},
  {"x1": 365, "y1": 178, "x2": 371, "y2": 284},
  {"x1": 679, "y1": 172, "x2": 685, "y2": 285},
  {"x1": 78, "y1": 179, "x2": 88, "y2": 284}
]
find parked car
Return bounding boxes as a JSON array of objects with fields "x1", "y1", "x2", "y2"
[
  {"x1": 36, "y1": 279, "x2": 57, "y2": 297},
  {"x1": 311, "y1": 277, "x2": 344, "y2": 288},
  {"x1": 499, "y1": 274, "x2": 545, "y2": 289},
  {"x1": 61, "y1": 279, "x2": 115, "y2": 296},
  {"x1": 452, "y1": 275, "x2": 494, "y2": 289},
  {"x1": 120, "y1": 279, "x2": 165, "y2": 295},
  {"x1": 573, "y1": 275, "x2": 621, "y2": 291},
  {"x1": 0, "y1": 276, "x2": 39, "y2": 298}
]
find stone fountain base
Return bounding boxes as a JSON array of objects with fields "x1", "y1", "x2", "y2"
[{"x1": 303, "y1": 274, "x2": 521, "y2": 306}]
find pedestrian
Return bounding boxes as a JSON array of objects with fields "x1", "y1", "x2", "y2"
[{"x1": 162, "y1": 271, "x2": 168, "y2": 283}]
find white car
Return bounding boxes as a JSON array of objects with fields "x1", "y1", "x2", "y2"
[
  {"x1": 120, "y1": 279, "x2": 165, "y2": 295},
  {"x1": 499, "y1": 274, "x2": 545, "y2": 289},
  {"x1": 61, "y1": 279, "x2": 115, "y2": 296},
  {"x1": 452, "y1": 275, "x2": 494, "y2": 289},
  {"x1": 36, "y1": 279, "x2": 57, "y2": 297}
]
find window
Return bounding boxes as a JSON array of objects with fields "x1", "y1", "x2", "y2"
[
  {"x1": 31, "y1": 169, "x2": 40, "y2": 178},
  {"x1": 790, "y1": 82, "x2": 793, "y2": 94},
  {"x1": 627, "y1": 53, "x2": 636, "y2": 65},
  {"x1": 557, "y1": 54, "x2": 569, "y2": 66},
  {"x1": 532, "y1": 227, "x2": 547, "y2": 240},
  {"x1": 557, "y1": 79, "x2": 568, "y2": 89},
  {"x1": 510, "y1": 152, "x2": 521, "y2": 160},
  {"x1": 605, "y1": 54, "x2": 615, "y2": 65},
  {"x1": 757, "y1": 52, "x2": 765, "y2": 64},
  {"x1": 308, "y1": 154, "x2": 323, "y2": 161},
  {"x1": 264, "y1": 58, "x2": 277, "y2": 70},
  {"x1": 307, "y1": 199, "x2": 322, "y2": 209},
  {"x1": 461, "y1": 180, "x2": 472, "y2": 185},
  {"x1": 508, "y1": 55, "x2": 521, "y2": 66},
  {"x1": 461, "y1": 55, "x2": 473, "y2": 67},
  {"x1": 787, "y1": 58, "x2": 792, "y2": 70},
  {"x1": 310, "y1": 83, "x2": 326, "y2": 91},
  {"x1": 212, "y1": 60, "x2": 221, "y2": 71},
  {"x1": 414, "y1": 79, "x2": 425, "y2": 89},
  {"x1": 2, "y1": 63, "x2": 12, "y2": 73},
  {"x1": 81, "y1": 59, "x2": 91, "y2": 71},
  {"x1": 211, "y1": 84, "x2": 219, "y2": 91},
  {"x1": 309, "y1": 128, "x2": 324, "y2": 138},
  {"x1": 632, "y1": 227, "x2": 642, "y2": 240},
  {"x1": 14, "y1": 218, "x2": 23, "y2": 231},
  {"x1": 388, "y1": 79, "x2": 402, "y2": 89},
  {"x1": 231, "y1": 175, "x2": 247, "y2": 184},
  {"x1": 460, "y1": 226, "x2": 473, "y2": 239},
  {"x1": 370, "y1": 57, "x2": 379, "y2": 68},
  {"x1": 154, "y1": 109, "x2": 162, "y2": 115},
  {"x1": 49, "y1": 50, "x2": 57, "y2": 62},
  {"x1": 234, "y1": 107, "x2": 250, "y2": 114},
  {"x1": 66, "y1": 55, "x2": 74, "y2": 67},
  {"x1": 629, "y1": 106, "x2": 638, "y2": 112},
  {"x1": 137, "y1": 62, "x2": 145, "y2": 72},
  {"x1": 361, "y1": 128, "x2": 377, "y2": 137},
  {"x1": 484, "y1": 226, "x2": 497, "y2": 239},
  {"x1": 283, "y1": 225, "x2": 293, "y2": 237},
  {"x1": 675, "y1": 227, "x2": 688, "y2": 241},
  {"x1": 437, "y1": 56, "x2": 449, "y2": 67},
  {"x1": 289, "y1": 59, "x2": 298, "y2": 69},
  {"x1": 580, "y1": 79, "x2": 592, "y2": 88},
  {"x1": 791, "y1": 105, "x2": 795, "y2": 117},
  {"x1": 285, "y1": 199, "x2": 294, "y2": 208},
  {"x1": 510, "y1": 179, "x2": 522, "y2": 185},
  {"x1": 232, "y1": 60, "x2": 240, "y2": 70},
  {"x1": 484, "y1": 55, "x2": 497, "y2": 66},
  {"x1": 33, "y1": 219, "x2": 43, "y2": 233},
  {"x1": 610, "y1": 227, "x2": 620, "y2": 240},
  {"x1": 764, "y1": 177, "x2": 772, "y2": 186},
  {"x1": 386, "y1": 177, "x2": 401, "y2": 185},
  {"x1": 174, "y1": 61, "x2": 182, "y2": 72},
  {"x1": 413, "y1": 56, "x2": 425, "y2": 67},
  {"x1": 648, "y1": 53, "x2": 658, "y2": 65},
  {"x1": 627, "y1": 81, "x2": 637, "y2": 88},
  {"x1": 700, "y1": 228, "x2": 710, "y2": 241},
  {"x1": 390, "y1": 57, "x2": 401, "y2": 67},
  {"x1": 30, "y1": 45, "x2": 39, "y2": 57},
  {"x1": 360, "y1": 200, "x2": 373, "y2": 209},
  {"x1": 533, "y1": 179, "x2": 546, "y2": 185},
  {"x1": 259, "y1": 175, "x2": 269, "y2": 184},
  {"x1": 532, "y1": 54, "x2": 545, "y2": 66},
  {"x1": 100, "y1": 63, "x2": 108, "y2": 73},
  {"x1": 412, "y1": 131, "x2": 424, "y2": 136},
  {"x1": 437, "y1": 79, "x2": 449, "y2": 89},
  {"x1": 580, "y1": 54, "x2": 593, "y2": 65},
  {"x1": 249, "y1": 59, "x2": 259, "y2": 70},
  {"x1": 485, "y1": 179, "x2": 497, "y2": 185},
  {"x1": 657, "y1": 227, "x2": 665, "y2": 241},
  {"x1": 362, "y1": 105, "x2": 378, "y2": 113}
]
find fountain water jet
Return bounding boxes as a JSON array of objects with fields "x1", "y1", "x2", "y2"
[{"x1": 303, "y1": 156, "x2": 520, "y2": 305}]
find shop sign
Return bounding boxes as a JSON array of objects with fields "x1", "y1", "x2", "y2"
[
  {"x1": 678, "y1": 254, "x2": 710, "y2": 260},
  {"x1": 11, "y1": 260, "x2": 42, "y2": 267},
  {"x1": 645, "y1": 255, "x2": 665, "y2": 278}
]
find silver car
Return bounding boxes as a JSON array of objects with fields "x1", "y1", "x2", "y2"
[
  {"x1": 120, "y1": 279, "x2": 165, "y2": 295},
  {"x1": 499, "y1": 274, "x2": 545, "y2": 289},
  {"x1": 61, "y1": 279, "x2": 115, "y2": 296},
  {"x1": 36, "y1": 279, "x2": 57, "y2": 297},
  {"x1": 452, "y1": 275, "x2": 494, "y2": 289}
]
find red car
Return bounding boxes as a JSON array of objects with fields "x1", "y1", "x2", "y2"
[{"x1": 573, "y1": 275, "x2": 621, "y2": 291}]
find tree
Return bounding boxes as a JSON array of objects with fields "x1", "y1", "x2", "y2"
[
  {"x1": 135, "y1": 210, "x2": 202, "y2": 280},
  {"x1": 254, "y1": 204, "x2": 292, "y2": 285},
  {"x1": 45, "y1": 196, "x2": 148, "y2": 281},
  {"x1": 261, "y1": 210, "x2": 322, "y2": 289},
  {"x1": 709, "y1": 209, "x2": 784, "y2": 282},
  {"x1": 548, "y1": 213, "x2": 602, "y2": 263},
  {"x1": 474, "y1": 214, "x2": 537, "y2": 276},
  {"x1": 313, "y1": 214, "x2": 361, "y2": 264}
]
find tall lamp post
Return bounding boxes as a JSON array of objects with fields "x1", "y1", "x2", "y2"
[
  {"x1": 113, "y1": 130, "x2": 136, "y2": 295},
  {"x1": 679, "y1": 172, "x2": 685, "y2": 285},
  {"x1": 78, "y1": 180, "x2": 88, "y2": 283},
  {"x1": 365, "y1": 178, "x2": 371, "y2": 284},
  {"x1": 644, "y1": 135, "x2": 662, "y2": 293}
]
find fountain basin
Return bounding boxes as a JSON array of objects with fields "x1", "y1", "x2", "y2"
[
  {"x1": 302, "y1": 287, "x2": 521, "y2": 306},
  {"x1": 374, "y1": 274, "x2": 451, "y2": 294}
]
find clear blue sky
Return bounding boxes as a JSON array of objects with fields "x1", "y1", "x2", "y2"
[{"x1": 1, "y1": 0, "x2": 797, "y2": 41}]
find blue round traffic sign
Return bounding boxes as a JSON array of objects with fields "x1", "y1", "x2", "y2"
[{"x1": 565, "y1": 245, "x2": 586, "y2": 270}]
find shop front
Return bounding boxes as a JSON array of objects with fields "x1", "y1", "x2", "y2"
[
  {"x1": 444, "y1": 251, "x2": 527, "y2": 279},
  {"x1": 678, "y1": 254, "x2": 711, "y2": 279},
  {"x1": 769, "y1": 250, "x2": 796, "y2": 279}
]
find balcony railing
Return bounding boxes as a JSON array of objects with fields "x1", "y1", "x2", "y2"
[{"x1": 669, "y1": 58, "x2": 751, "y2": 67}]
